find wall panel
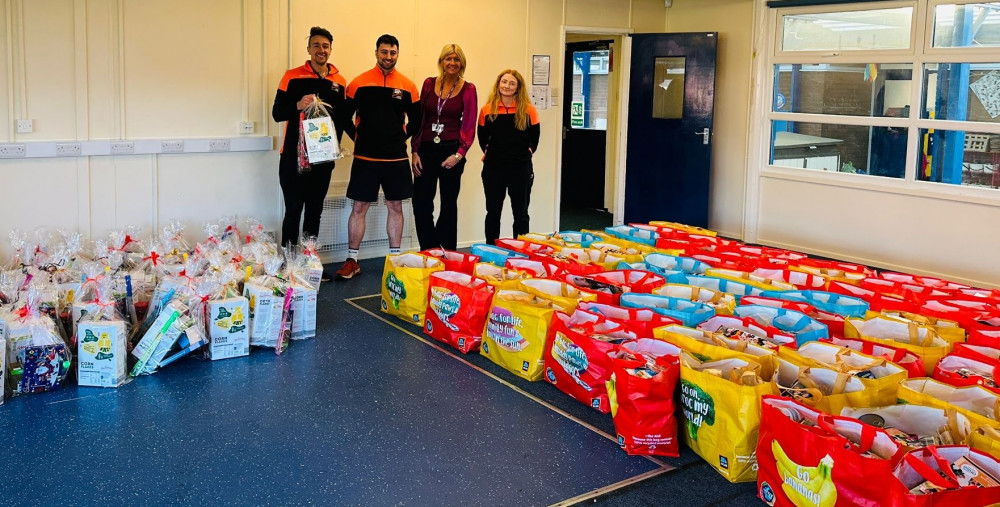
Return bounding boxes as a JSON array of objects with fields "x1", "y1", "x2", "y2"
[
  {"x1": 21, "y1": 0, "x2": 77, "y2": 140},
  {"x1": 0, "y1": 0, "x2": 10, "y2": 141},
  {"x1": 565, "y1": 0, "x2": 631, "y2": 28},
  {"x1": 122, "y1": 0, "x2": 244, "y2": 138}
]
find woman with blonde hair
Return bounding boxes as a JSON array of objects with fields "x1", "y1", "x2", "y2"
[
  {"x1": 477, "y1": 69, "x2": 540, "y2": 245},
  {"x1": 411, "y1": 43, "x2": 478, "y2": 250}
]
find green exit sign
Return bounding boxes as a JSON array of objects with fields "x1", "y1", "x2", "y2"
[{"x1": 570, "y1": 101, "x2": 584, "y2": 127}]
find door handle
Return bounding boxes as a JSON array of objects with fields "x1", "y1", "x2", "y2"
[
  {"x1": 563, "y1": 126, "x2": 568, "y2": 140},
  {"x1": 694, "y1": 128, "x2": 710, "y2": 145}
]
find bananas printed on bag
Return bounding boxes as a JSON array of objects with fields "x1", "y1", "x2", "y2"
[{"x1": 771, "y1": 440, "x2": 837, "y2": 507}]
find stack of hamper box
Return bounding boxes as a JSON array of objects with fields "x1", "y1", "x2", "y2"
[
  {"x1": 378, "y1": 221, "x2": 1000, "y2": 506},
  {"x1": 0, "y1": 216, "x2": 319, "y2": 400}
]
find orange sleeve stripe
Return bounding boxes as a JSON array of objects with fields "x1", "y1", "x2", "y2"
[
  {"x1": 527, "y1": 104, "x2": 540, "y2": 125},
  {"x1": 478, "y1": 105, "x2": 490, "y2": 126}
]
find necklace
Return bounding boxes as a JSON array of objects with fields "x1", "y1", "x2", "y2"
[{"x1": 433, "y1": 78, "x2": 460, "y2": 143}]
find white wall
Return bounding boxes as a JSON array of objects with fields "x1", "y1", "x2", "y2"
[{"x1": 0, "y1": 0, "x2": 674, "y2": 260}]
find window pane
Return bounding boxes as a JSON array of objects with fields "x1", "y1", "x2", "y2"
[
  {"x1": 932, "y1": 3, "x2": 1000, "y2": 48},
  {"x1": 571, "y1": 50, "x2": 610, "y2": 130},
  {"x1": 771, "y1": 122, "x2": 905, "y2": 178},
  {"x1": 773, "y1": 64, "x2": 913, "y2": 117},
  {"x1": 918, "y1": 128, "x2": 1000, "y2": 189},
  {"x1": 653, "y1": 57, "x2": 685, "y2": 120},
  {"x1": 921, "y1": 63, "x2": 1000, "y2": 122},
  {"x1": 781, "y1": 8, "x2": 913, "y2": 52}
]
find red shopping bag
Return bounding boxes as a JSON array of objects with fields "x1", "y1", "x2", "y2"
[
  {"x1": 607, "y1": 338, "x2": 681, "y2": 457},
  {"x1": 757, "y1": 396, "x2": 905, "y2": 507},
  {"x1": 933, "y1": 354, "x2": 1000, "y2": 394},
  {"x1": 424, "y1": 271, "x2": 495, "y2": 353},
  {"x1": 741, "y1": 296, "x2": 845, "y2": 336},
  {"x1": 828, "y1": 281, "x2": 920, "y2": 313},
  {"x1": 859, "y1": 277, "x2": 944, "y2": 304},
  {"x1": 969, "y1": 327, "x2": 1000, "y2": 348},
  {"x1": 590, "y1": 270, "x2": 667, "y2": 294},
  {"x1": 543, "y1": 310, "x2": 635, "y2": 413},
  {"x1": 952, "y1": 343, "x2": 1000, "y2": 367},
  {"x1": 577, "y1": 301, "x2": 680, "y2": 336},
  {"x1": 823, "y1": 335, "x2": 926, "y2": 378},
  {"x1": 420, "y1": 248, "x2": 480, "y2": 275},
  {"x1": 534, "y1": 252, "x2": 605, "y2": 276},
  {"x1": 888, "y1": 446, "x2": 1000, "y2": 507},
  {"x1": 495, "y1": 238, "x2": 556, "y2": 258}
]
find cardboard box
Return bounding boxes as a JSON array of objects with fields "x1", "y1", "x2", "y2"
[
  {"x1": 159, "y1": 326, "x2": 208, "y2": 367},
  {"x1": 290, "y1": 282, "x2": 317, "y2": 340},
  {"x1": 77, "y1": 320, "x2": 128, "y2": 388},
  {"x1": 208, "y1": 297, "x2": 250, "y2": 360},
  {"x1": 244, "y1": 282, "x2": 283, "y2": 348}
]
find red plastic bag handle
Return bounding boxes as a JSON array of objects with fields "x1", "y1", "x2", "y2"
[
  {"x1": 817, "y1": 414, "x2": 875, "y2": 454},
  {"x1": 903, "y1": 449, "x2": 960, "y2": 490}
]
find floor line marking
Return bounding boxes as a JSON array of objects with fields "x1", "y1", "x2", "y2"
[
  {"x1": 547, "y1": 466, "x2": 673, "y2": 507},
  {"x1": 344, "y1": 294, "x2": 671, "y2": 470}
]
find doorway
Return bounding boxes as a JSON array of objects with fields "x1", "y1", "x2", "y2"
[{"x1": 559, "y1": 38, "x2": 616, "y2": 231}]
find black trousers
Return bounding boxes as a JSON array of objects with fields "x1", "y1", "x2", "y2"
[
  {"x1": 279, "y1": 155, "x2": 334, "y2": 247},
  {"x1": 413, "y1": 141, "x2": 465, "y2": 250},
  {"x1": 482, "y1": 159, "x2": 533, "y2": 245}
]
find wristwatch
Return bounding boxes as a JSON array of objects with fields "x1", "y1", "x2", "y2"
[{"x1": 453, "y1": 153, "x2": 463, "y2": 160}]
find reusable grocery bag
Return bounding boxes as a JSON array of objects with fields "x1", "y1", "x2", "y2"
[
  {"x1": 823, "y1": 335, "x2": 926, "y2": 378},
  {"x1": 778, "y1": 341, "x2": 907, "y2": 406},
  {"x1": 380, "y1": 253, "x2": 444, "y2": 326},
  {"x1": 576, "y1": 300, "x2": 679, "y2": 336},
  {"x1": 543, "y1": 310, "x2": 635, "y2": 413},
  {"x1": 888, "y1": 446, "x2": 1000, "y2": 506},
  {"x1": 734, "y1": 305, "x2": 829, "y2": 346},
  {"x1": 471, "y1": 244, "x2": 527, "y2": 267},
  {"x1": 518, "y1": 278, "x2": 595, "y2": 313},
  {"x1": 678, "y1": 351, "x2": 775, "y2": 483},
  {"x1": 756, "y1": 396, "x2": 905, "y2": 507},
  {"x1": 760, "y1": 290, "x2": 870, "y2": 319},
  {"x1": 844, "y1": 315, "x2": 952, "y2": 375},
  {"x1": 606, "y1": 338, "x2": 682, "y2": 456},
  {"x1": 424, "y1": 271, "x2": 495, "y2": 353},
  {"x1": 420, "y1": 248, "x2": 480, "y2": 275},
  {"x1": 473, "y1": 262, "x2": 531, "y2": 290},
  {"x1": 654, "y1": 283, "x2": 737, "y2": 316},
  {"x1": 620, "y1": 293, "x2": 715, "y2": 327},
  {"x1": 772, "y1": 357, "x2": 870, "y2": 415},
  {"x1": 654, "y1": 324, "x2": 777, "y2": 380},
  {"x1": 481, "y1": 290, "x2": 559, "y2": 381}
]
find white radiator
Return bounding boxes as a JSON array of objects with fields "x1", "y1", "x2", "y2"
[{"x1": 316, "y1": 182, "x2": 415, "y2": 263}]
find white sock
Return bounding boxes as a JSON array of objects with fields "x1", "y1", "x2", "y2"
[
  {"x1": 348, "y1": 249, "x2": 359, "y2": 260},
  {"x1": 389, "y1": 247, "x2": 401, "y2": 255}
]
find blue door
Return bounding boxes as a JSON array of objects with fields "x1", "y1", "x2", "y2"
[{"x1": 624, "y1": 33, "x2": 717, "y2": 227}]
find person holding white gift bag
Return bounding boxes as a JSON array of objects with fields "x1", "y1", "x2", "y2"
[{"x1": 272, "y1": 26, "x2": 352, "y2": 258}]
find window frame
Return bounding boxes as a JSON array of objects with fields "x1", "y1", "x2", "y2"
[{"x1": 756, "y1": 0, "x2": 1000, "y2": 205}]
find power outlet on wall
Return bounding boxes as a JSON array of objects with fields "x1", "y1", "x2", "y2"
[
  {"x1": 110, "y1": 141, "x2": 134, "y2": 155},
  {"x1": 0, "y1": 144, "x2": 26, "y2": 158},
  {"x1": 161, "y1": 140, "x2": 185, "y2": 153},
  {"x1": 209, "y1": 139, "x2": 231, "y2": 152},
  {"x1": 239, "y1": 121, "x2": 254, "y2": 134},
  {"x1": 56, "y1": 143, "x2": 82, "y2": 156},
  {"x1": 16, "y1": 119, "x2": 33, "y2": 133}
]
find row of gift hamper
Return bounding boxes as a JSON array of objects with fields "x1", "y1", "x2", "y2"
[
  {"x1": 379, "y1": 222, "x2": 1000, "y2": 507},
  {"x1": 0, "y1": 217, "x2": 322, "y2": 402}
]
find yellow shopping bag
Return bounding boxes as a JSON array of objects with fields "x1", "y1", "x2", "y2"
[
  {"x1": 772, "y1": 357, "x2": 872, "y2": 414},
  {"x1": 678, "y1": 351, "x2": 775, "y2": 483},
  {"x1": 380, "y1": 253, "x2": 445, "y2": 326},
  {"x1": 971, "y1": 426, "x2": 1000, "y2": 459},
  {"x1": 654, "y1": 324, "x2": 776, "y2": 380},
  {"x1": 777, "y1": 341, "x2": 907, "y2": 407},
  {"x1": 473, "y1": 262, "x2": 531, "y2": 290},
  {"x1": 517, "y1": 278, "x2": 596, "y2": 313},
  {"x1": 897, "y1": 378, "x2": 999, "y2": 431},
  {"x1": 870, "y1": 310, "x2": 966, "y2": 345},
  {"x1": 648, "y1": 221, "x2": 717, "y2": 237},
  {"x1": 844, "y1": 315, "x2": 953, "y2": 375},
  {"x1": 481, "y1": 290, "x2": 559, "y2": 381},
  {"x1": 704, "y1": 268, "x2": 797, "y2": 292}
]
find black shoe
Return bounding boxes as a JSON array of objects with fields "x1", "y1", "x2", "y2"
[{"x1": 321, "y1": 267, "x2": 335, "y2": 282}]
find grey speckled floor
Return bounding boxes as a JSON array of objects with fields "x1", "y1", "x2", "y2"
[{"x1": 2, "y1": 256, "x2": 702, "y2": 507}]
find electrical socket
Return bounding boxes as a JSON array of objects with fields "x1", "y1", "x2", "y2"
[
  {"x1": 16, "y1": 119, "x2": 33, "y2": 133},
  {"x1": 209, "y1": 139, "x2": 231, "y2": 152},
  {"x1": 56, "y1": 143, "x2": 82, "y2": 156},
  {"x1": 239, "y1": 121, "x2": 254, "y2": 134},
  {"x1": 0, "y1": 143, "x2": 27, "y2": 158},
  {"x1": 110, "y1": 141, "x2": 134, "y2": 155},
  {"x1": 161, "y1": 140, "x2": 185, "y2": 153}
]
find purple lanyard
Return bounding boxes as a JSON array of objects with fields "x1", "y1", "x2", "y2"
[{"x1": 436, "y1": 79, "x2": 460, "y2": 124}]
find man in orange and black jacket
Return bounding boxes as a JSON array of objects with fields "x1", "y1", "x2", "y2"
[
  {"x1": 272, "y1": 26, "x2": 353, "y2": 259},
  {"x1": 334, "y1": 34, "x2": 421, "y2": 280}
]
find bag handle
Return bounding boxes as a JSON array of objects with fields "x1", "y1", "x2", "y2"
[
  {"x1": 945, "y1": 408, "x2": 967, "y2": 443},
  {"x1": 903, "y1": 451, "x2": 961, "y2": 490},
  {"x1": 906, "y1": 322, "x2": 936, "y2": 347},
  {"x1": 978, "y1": 426, "x2": 1000, "y2": 440},
  {"x1": 774, "y1": 376, "x2": 825, "y2": 406},
  {"x1": 817, "y1": 414, "x2": 876, "y2": 454}
]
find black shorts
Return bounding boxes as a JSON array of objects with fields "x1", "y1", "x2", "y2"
[{"x1": 345, "y1": 158, "x2": 413, "y2": 202}]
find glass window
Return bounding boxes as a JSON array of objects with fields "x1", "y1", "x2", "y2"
[
  {"x1": 653, "y1": 57, "x2": 685, "y2": 120},
  {"x1": 570, "y1": 50, "x2": 610, "y2": 130},
  {"x1": 918, "y1": 128, "x2": 1000, "y2": 188},
  {"x1": 771, "y1": 122, "x2": 906, "y2": 178},
  {"x1": 932, "y1": 3, "x2": 1000, "y2": 48},
  {"x1": 921, "y1": 63, "x2": 1000, "y2": 122},
  {"x1": 773, "y1": 64, "x2": 913, "y2": 117},
  {"x1": 781, "y1": 7, "x2": 913, "y2": 52}
]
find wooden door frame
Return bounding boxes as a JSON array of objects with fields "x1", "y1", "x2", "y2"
[{"x1": 556, "y1": 25, "x2": 633, "y2": 232}]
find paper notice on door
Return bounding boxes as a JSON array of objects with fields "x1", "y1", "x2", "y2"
[{"x1": 970, "y1": 70, "x2": 1000, "y2": 119}]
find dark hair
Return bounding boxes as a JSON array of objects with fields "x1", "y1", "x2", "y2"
[
  {"x1": 376, "y1": 34, "x2": 399, "y2": 49},
  {"x1": 309, "y1": 26, "x2": 332, "y2": 44}
]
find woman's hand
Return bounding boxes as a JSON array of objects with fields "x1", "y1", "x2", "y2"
[
  {"x1": 412, "y1": 153, "x2": 423, "y2": 176},
  {"x1": 441, "y1": 154, "x2": 461, "y2": 169},
  {"x1": 296, "y1": 94, "x2": 315, "y2": 111}
]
